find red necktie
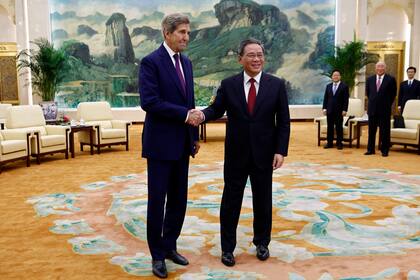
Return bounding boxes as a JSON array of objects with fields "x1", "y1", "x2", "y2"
[{"x1": 248, "y1": 78, "x2": 256, "y2": 114}]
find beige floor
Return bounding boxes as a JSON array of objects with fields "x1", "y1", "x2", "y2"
[{"x1": 0, "y1": 122, "x2": 418, "y2": 279}]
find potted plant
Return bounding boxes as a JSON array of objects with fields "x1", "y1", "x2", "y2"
[
  {"x1": 322, "y1": 37, "x2": 378, "y2": 93},
  {"x1": 17, "y1": 38, "x2": 69, "y2": 120}
]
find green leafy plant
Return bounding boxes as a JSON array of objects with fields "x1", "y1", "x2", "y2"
[
  {"x1": 17, "y1": 38, "x2": 69, "y2": 101},
  {"x1": 323, "y1": 38, "x2": 378, "y2": 92}
]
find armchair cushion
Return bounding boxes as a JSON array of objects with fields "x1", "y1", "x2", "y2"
[
  {"x1": 77, "y1": 102, "x2": 113, "y2": 121},
  {"x1": 111, "y1": 120, "x2": 131, "y2": 129},
  {"x1": 1, "y1": 140, "x2": 27, "y2": 154},
  {"x1": 101, "y1": 128, "x2": 126, "y2": 139},
  {"x1": 40, "y1": 135, "x2": 67, "y2": 147},
  {"x1": 6, "y1": 105, "x2": 46, "y2": 128},
  {"x1": 391, "y1": 128, "x2": 417, "y2": 140}
]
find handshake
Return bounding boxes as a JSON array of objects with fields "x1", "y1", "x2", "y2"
[{"x1": 187, "y1": 109, "x2": 205, "y2": 127}]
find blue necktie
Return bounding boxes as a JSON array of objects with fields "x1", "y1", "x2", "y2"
[{"x1": 173, "y1": 53, "x2": 186, "y2": 95}]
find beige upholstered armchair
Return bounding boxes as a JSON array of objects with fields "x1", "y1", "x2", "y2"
[
  {"x1": 0, "y1": 103, "x2": 12, "y2": 130},
  {"x1": 5, "y1": 105, "x2": 69, "y2": 164},
  {"x1": 76, "y1": 102, "x2": 131, "y2": 154},
  {"x1": 315, "y1": 98, "x2": 365, "y2": 148},
  {"x1": 0, "y1": 130, "x2": 31, "y2": 172},
  {"x1": 390, "y1": 100, "x2": 420, "y2": 154}
]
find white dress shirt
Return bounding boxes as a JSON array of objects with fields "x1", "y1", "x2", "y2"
[{"x1": 243, "y1": 71, "x2": 262, "y2": 102}]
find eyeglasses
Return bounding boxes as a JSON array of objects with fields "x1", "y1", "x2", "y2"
[{"x1": 244, "y1": 53, "x2": 264, "y2": 59}]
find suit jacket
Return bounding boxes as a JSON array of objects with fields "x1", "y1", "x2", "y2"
[
  {"x1": 322, "y1": 82, "x2": 349, "y2": 114},
  {"x1": 203, "y1": 72, "x2": 290, "y2": 169},
  {"x1": 399, "y1": 79, "x2": 420, "y2": 111},
  {"x1": 365, "y1": 74, "x2": 397, "y2": 117},
  {"x1": 139, "y1": 44, "x2": 198, "y2": 160}
]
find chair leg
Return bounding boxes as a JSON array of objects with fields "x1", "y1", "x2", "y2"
[
  {"x1": 65, "y1": 149, "x2": 69, "y2": 159},
  {"x1": 80, "y1": 143, "x2": 84, "y2": 151},
  {"x1": 27, "y1": 155, "x2": 30, "y2": 167},
  {"x1": 37, "y1": 154, "x2": 40, "y2": 165},
  {"x1": 126, "y1": 142, "x2": 129, "y2": 151}
]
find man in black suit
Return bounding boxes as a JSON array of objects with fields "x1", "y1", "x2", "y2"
[
  {"x1": 398, "y1": 66, "x2": 420, "y2": 113},
  {"x1": 200, "y1": 38, "x2": 290, "y2": 266},
  {"x1": 365, "y1": 61, "x2": 397, "y2": 157},
  {"x1": 322, "y1": 69, "x2": 349, "y2": 150}
]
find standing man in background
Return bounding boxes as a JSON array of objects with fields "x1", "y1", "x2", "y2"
[
  {"x1": 200, "y1": 38, "x2": 290, "y2": 267},
  {"x1": 322, "y1": 69, "x2": 349, "y2": 150},
  {"x1": 398, "y1": 66, "x2": 420, "y2": 113},
  {"x1": 139, "y1": 13, "x2": 202, "y2": 278},
  {"x1": 365, "y1": 61, "x2": 397, "y2": 157}
]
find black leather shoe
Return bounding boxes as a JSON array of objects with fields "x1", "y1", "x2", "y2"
[
  {"x1": 256, "y1": 245, "x2": 270, "y2": 261},
  {"x1": 152, "y1": 260, "x2": 167, "y2": 278},
  {"x1": 364, "y1": 151, "x2": 375, "y2": 155},
  {"x1": 324, "y1": 144, "x2": 333, "y2": 149},
  {"x1": 221, "y1": 252, "x2": 235, "y2": 266},
  {"x1": 337, "y1": 145, "x2": 343, "y2": 150},
  {"x1": 382, "y1": 152, "x2": 388, "y2": 157},
  {"x1": 165, "y1": 250, "x2": 189, "y2": 266}
]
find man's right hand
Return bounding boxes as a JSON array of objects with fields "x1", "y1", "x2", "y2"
[
  {"x1": 322, "y1": 109, "x2": 327, "y2": 116},
  {"x1": 187, "y1": 109, "x2": 204, "y2": 126}
]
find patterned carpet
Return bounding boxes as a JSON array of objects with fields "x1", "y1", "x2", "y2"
[{"x1": 26, "y1": 162, "x2": 420, "y2": 279}]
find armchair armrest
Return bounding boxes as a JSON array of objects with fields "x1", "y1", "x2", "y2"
[
  {"x1": 1, "y1": 130, "x2": 32, "y2": 140},
  {"x1": 46, "y1": 125, "x2": 70, "y2": 135},
  {"x1": 314, "y1": 116, "x2": 326, "y2": 125},
  {"x1": 111, "y1": 120, "x2": 131, "y2": 129}
]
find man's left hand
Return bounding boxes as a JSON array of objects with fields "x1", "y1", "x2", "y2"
[
  {"x1": 272, "y1": 154, "x2": 284, "y2": 170},
  {"x1": 342, "y1": 111, "x2": 347, "y2": 117}
]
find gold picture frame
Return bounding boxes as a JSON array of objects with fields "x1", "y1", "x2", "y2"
[{"x1": 0, "y1": 42, "x2": 19, "y2": 104}]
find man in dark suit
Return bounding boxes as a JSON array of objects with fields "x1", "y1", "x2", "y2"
[
  {"x1": 139, "y1": 13, "x2": 202, "y2": 278},
  {"x1": 365, "y1": 61, "x2": 397, "y2": 157},
  {"x1": 322, "y1": 69, "x2": 349, "y2": 150},
  {"x1": 200, "y1": 38, "x2": 290, "y2": 266},
  {"x1": 398, "y1": 66, "x2": 420, "y2": 113}
]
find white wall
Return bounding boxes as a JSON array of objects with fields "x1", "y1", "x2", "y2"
[
  {"x1": 0, "y1": 5, "x2": 16, "y2": 42},
  {"x1": 367, "y1": 4, "x2": 408, "y2": 41},
  {"x1": 15, "y1": 0, "x2": 51, "y2": 105}
]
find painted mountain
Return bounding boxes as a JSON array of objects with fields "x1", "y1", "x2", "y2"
[{"x1": 50, "y1": 0, "x2": 335, "y2": 108}]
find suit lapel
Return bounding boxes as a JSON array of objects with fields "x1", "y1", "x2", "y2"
[
  {"x1": 253, "y1": 72, "x2": 271, "y2": 115},
  {"x1": 180, "y1": 55, "x2": 191, "y2": 102},
  {"x1": 234, "y1": 73, "x2": 248, "y2": 116},
  {"x1": 158, "y1": 45, "x2": 187, "y2": 100}
]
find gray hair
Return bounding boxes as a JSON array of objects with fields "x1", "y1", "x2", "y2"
[
  {"x1": 376, "y1": 61, "x2": 386, "y2": 68},
  {"x1": 161, "y1": 13, "x2": 190, "y2": 35},
  {"x1": 238, "y1": 38, "x2": 265, "y2": 56}
]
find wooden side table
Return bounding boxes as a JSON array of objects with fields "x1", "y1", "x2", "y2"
[
  {"x1": 69, "y1": 125, "x2": 94, "y2": 158},
  {"x1": 354, "y1": 119, "x2": 368, "y2": 148}
]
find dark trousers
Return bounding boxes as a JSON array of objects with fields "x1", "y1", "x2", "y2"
[
  {"x1": 326, "y1": 113, "x2": 343, "y2": 146},
  {"x1": 367, "y1": 115, "x2": 391, "y2": 153},
  {"x1": 146, "y1": 154, "x2": 189, "y2": 260},
  {"x1": 220, "y1": 158, "x2": 273, "y2": 253}
]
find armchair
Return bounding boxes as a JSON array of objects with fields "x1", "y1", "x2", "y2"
[
  {"x1": 5, "y1": 105, "x2": 69, "y2": 164},
  {"x1": 76, "y1": 102, "x2": 131, "y2": 154},
  {"x1": 0, "y1": 103, "x2": 12, "y2": 129},
  {"x1": 0, "y1": 130, "x2": 31, "y2": 172},
  {"x1": 315, "y1": 98, "x2": 365, "y2": 148},
  {"x1": 390, "y1": 100, "x2": 420, "y2": 154}
]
